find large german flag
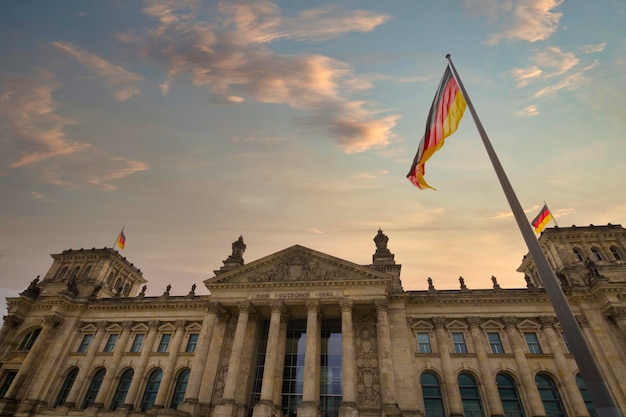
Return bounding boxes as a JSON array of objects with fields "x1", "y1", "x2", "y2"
[
  {"x1": 531, "y1": 204, "x2": 553, "y2": 234},
  {"x1": 407, "y1": 66, "x2": 466, "y2": 190}
]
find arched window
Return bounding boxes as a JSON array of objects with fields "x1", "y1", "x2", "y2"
[
  {"x1": 420, "y1": 372, "x2": 445, "y2": 417},
  {"x1": 53, "y1": 367, "x2": 79, "y2": 408},
  {"x1": 610, "y1": 246, "x2": 623, "y2": 260},
  {"x1": 496, "y1": 373, "x2": 525, "y2": 417},
  {"x1": 110, "y1": 368, "x2": 134, "y2": 410},
  {"x1": 170, "y1": 368, "x2": 190, "y2": 409},
  {"x1": 576, "y1": 374, "x2": 597, "y2": 417},
  {"x1": 458, "y1": 373, "x2": 484, "y2": 417},
  {"x1": 71, "y1": 265, "x2": 81, "y2": 277},
  {"x1": 18, "y1": 328, "x2": 41, "y2": 351},
  {"x1": 140, "y1": 369, "x2": 163, "y2": 411},
  {"x1": 573, "y1": 249, "x2": 584, "y2": 262},
  {"x1": 82, "y1": 265, "x2": 92, "y2": 278},
  {"x1": 57, "y1": 266, "x2": 69, "y2": 280},
  {"x1": 122, "y1": 283, "x2": 131, "y2": 296},
  {"x1": 81, "y1": 368, "x2": 106, "y2": 409},
  {"x1": 590, "y1": 248, "x2": 603, "y2": 261},
  {"x1": 535, "y1": 373, "x2": 566, "y2": 417}
]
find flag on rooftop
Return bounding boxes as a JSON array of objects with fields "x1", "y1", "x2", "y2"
[
  {"x1": 115, "y1": 227, "x2": 126, "y2": 250},
  {"x1": 531, "y1": 204, "x2": 554, "y2": 234},
  {"x1": 407, "y1": 65, "x2": 467, "y2": 190}
]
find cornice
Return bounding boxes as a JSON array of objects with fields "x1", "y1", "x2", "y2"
[{"x1": 207, "y1": 278, "x2": 390, "y2": 290}]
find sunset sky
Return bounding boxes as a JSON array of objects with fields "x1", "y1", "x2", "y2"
[{"x1": 1, "y1": 0, "x2": 625, "y2": 315}]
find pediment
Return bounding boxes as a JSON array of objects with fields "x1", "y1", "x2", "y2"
[{"x1": 204, "y1": 245, "x2": 392, "y2": 289}]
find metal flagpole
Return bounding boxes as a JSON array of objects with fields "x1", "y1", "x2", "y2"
[{"x1": 445, "y1": 54, "x2": 621, "y2": 417}]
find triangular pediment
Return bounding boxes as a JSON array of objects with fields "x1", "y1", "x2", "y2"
[{"x1": 204, "y1": 245, "x2": 392, "y2": 289}]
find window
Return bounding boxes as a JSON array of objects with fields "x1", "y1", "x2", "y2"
[
  {"x1": 103, "y1": 334, "x2": 119, "y2": 353},
  {"x1": 610, "y1": 246, "x2": 622, "y2": 260},
  {"x1": 488, "y1": 332, "x2": 505, "y2": 354},
  {"x1": 0, "y1": 371, "x2": 17, "y2": 398},
  {"x1": 109, "y1": 368, "x2": 134, "y2": 410},
  {"x1": 78, "y1": 334, "x2": 93, "y2": 353},
  {"x1": 81, "y1": 368, "x2": 106, "y2": 409},
  {"x1": 131, "y1": 334, "x2": 144, "y2": 353},
  {"x1": 53, "y1": 368, "x2": 79, "y2": 408},
  {"x1": 591, "y1": 248, "x2": 603, "y2": 261},
  {"x1": 185, "y1": 333, "x2": 199, "y2": 353},
  {"x1": 458, "y1": 373, "x2": 484, "y2": 417},
  {"x1": 496, "y1": 374, "x2": 525, "y2": 417},
  {"x1": 573, "y1": 249, "x2": 584, "y2": 262},
  {"x1": 140, "y1": 369, "x2": 163, "y2": 411},
  {"x1": 417, "y1": 332, "x2": 432, "y2": 353},
  {"x1": 170, "y1": 368, "x2": 190, "y2": 409},
  {"x1": 18, "y1": 328, "x2": 41, "y2": 350},
  {"x1": 576, "y1": 374, "x2": 598, "y2": 417},
  {"x1": 421, "y1": 372, "x2": 445, "y2": 417},
  {"x1": 561, "y1": 333, "x2": 569, "y2": 353},
  {"x1": 524, "y1": 333, "x2": 542, "y2": 354},
  {"x1": 452, "y1": 332, "x2": 468, "y2": 353},
  {"x1": 157, "y1": 334, "x2": 171, "y2": 352},
  {"x1": 535, "y1": 374, "x2": 566, "y2": 417}
]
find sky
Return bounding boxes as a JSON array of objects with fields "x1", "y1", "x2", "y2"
[{"x1": 1, "y1": 0, "x2": 626, "y2": 316}]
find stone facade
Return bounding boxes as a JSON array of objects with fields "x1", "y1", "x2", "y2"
[{"x1": 1, "y1": 225, "x2": 625, "y2": 417}]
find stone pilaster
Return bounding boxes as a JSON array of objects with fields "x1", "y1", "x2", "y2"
[
  {"x1": 466, "y1": 317, "x2": 504, "y2": 417},
  {"x1": 432, "y1": 317, "x2": 463, "y2": 417},
  {"x1": 253, "y1": 301, "x2": 284, "y2": 417},
  {"x1": 339, "y1": 298, "x2": 358, "y2": 417},
  {"x1": 298, "y1": 300, "x2": 321, "y2": 417}
]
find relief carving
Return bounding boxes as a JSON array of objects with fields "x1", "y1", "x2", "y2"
[
  {"x1": 213, "y1": 316, "x2": 236, "y2": 401},
  {"x1": 354, "y1": 312, "x2": 381, "y2": 408},
  {"x1": 248, "y1": 253, "x2": 346, "y2": 282}
]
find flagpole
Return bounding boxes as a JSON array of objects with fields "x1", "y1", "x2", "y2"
[{"x1": 445, "y1": 54, "x2": 621, "y2": 417}]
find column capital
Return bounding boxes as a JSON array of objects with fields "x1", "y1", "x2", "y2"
[
  {"x1": 270, "y1": 300, "x2": 285, "y2": 314},
  {"x1": 339, "y1": 298, "x2": 354, "y2": 312},
  {"x1": 174, "y1": 320, "x2": 187, "y2": 329},
  {"x1": 502, "y1": 316, "x2": 519, "y2": 329},
  {"x1": 604, "y1": 306, "x2": 626, "y2": 321},
  {"x1": 575, "y1": 315, "x2": 588, "y2": 327},
  {"x1": 42, "y1": 314, "x2": 63, "y2": 328},
  {"x1": 148, "y1": 320, "x2": 160, "y2": 329},
  {"x1": 538, "y1": 315, "x2": 557, "y2": 329},
  {"x1": 3, "y1": 315, "x2": 23, "y2": 328},
  {"x1": 122, "y1": 320, "x2": 134, "y2": 330},
  {"x1": 305, "y1": 300, "x2": 320, "y2": 313},
  {"x1": 374, "y1": 298, "x2": 388, "y2": 312},
  {"x1": 96, "y1": 321, "x2": 108, "y2": 330},
  {"x1": 432, "y1": 316, "x2": 447, "y2": 329},
  {"x1": 466, "y1": 316, "x2": 482, "y2": 328},
  {"x1": 238, "y1": 300, "x2": 253, "y2": 313}
]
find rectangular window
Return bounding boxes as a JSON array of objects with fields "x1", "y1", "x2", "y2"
[
  {"x1": 417, "y1": 332, "x2": 432, "y2": 353},
  {"x1": 186, "y1": 333, "x2": 199, "y2": 353},
  {"x1": 0, "y1": 371, "x2": 17, "y2": 398},
  {"x1": 157, "y1": 334, "x2": 171, "y2": 352},
  {"x1": 78, "y1": 334, "x2": 93, "y2": 353},
  {"x1": 487, "y1": 332, "x2": 505, "y2": 354},
  {"x1": 19, "y1": 328, "x2": 41, "y2": 350},
  {"x1": 524, "y1": 332, "x2": 543, "y2": 354},
  {"x1": 103, "y1": 334, "x2": 119, "y2": 352},
  {"x1": 131, "y1": 334, "x2": 145, "y2": 352},
  {"x1": 452, "y1": 332, "x2": 468, "y2": 353}
]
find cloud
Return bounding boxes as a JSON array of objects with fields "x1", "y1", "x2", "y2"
[
  {"x1": 0, "y1": 72, "x2": 90, "y2": 168},
  {"x1": 52, "y1": 41, "x2": 142, "y2": 101},
  {"x1": 510, "y1": 66, "x2": 542, "y2": 88},
  {"x1": 515, "y1": 104, "x2": 539, "y2": 117},
  {"x1": 533, "y1": 61, "x2": 598, "y2": 97},
  {"x1": 467, "y1": 0, "x2": 563, "y2": 45},
  {"x1": 140, "y1": 0, "x2": 397, "y2": 153},
  {"x1": 578, "y1": 43, "x2": 607, "y2": 54},
  {"x1": 530, "y1": 46, "x2": 579, "y2": 75},
  {"x1": 0, "y1": 72, "x2": 148, "y2": 190}
]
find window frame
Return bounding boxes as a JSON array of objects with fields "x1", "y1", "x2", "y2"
[
  {"x1": 130, "y1": 334, "x2": 145, "y2": 353},
  {"x1": 452, "y1": 332, "x2": 468, "y2": 354},
  {"x1": 157, "y1": 333, "x2": 171, "y2": 353},
  {"x1": 524, "y1": 332, "x2": 543, "y2": 354},
  {"x1": 103, "y1": 334, "x2": 119, "y2": 353},
  {"x1": 417, "y1": 332, "x2": 432, "y2": 353},
  {"x1": 185, "y1": 333, "x2": 199, "y2": 353},
  {"x1": 487, "y1": 332, "x2": 505, "y2": 354},
  {"x1": 78, "y1": 334, "x2": 94, "y2": 353},
  {"x1": 53, "y1": 367, "x2": 79, "y2": 408},
  {"x1": 18, "y1": 328, "x2": 41, "y2": 351}
]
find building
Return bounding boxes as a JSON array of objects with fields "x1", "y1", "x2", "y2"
[{"x1": 1, "y1": 225, "x2": 625, "y2": 417}]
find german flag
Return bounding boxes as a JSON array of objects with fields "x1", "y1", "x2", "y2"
[
  {"x1": 531, "y1": 204, "x2": 553, "y2": 234},
  {"x1": 407, "y1": 65, "x2": 467, "y2": 190},
  {"x1": 115, "y1": 227, "x2": 126, "y2": 250}
]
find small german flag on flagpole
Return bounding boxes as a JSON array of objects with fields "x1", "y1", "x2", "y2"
[
  {"x1": 115, "y1": 226, "x2": 126, "y2": 250},
  {"x1": 531, "y1": 204, "x2": 556, "y2": 234}
]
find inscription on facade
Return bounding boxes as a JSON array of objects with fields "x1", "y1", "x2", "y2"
[{"x1": 251, "y1": 291, "x2": 339, "y2": 300}]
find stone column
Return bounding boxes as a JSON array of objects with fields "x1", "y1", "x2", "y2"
[
  {"x1": 502, "y1": 317, "x2": 544, "y2": 417},
  {"x1": 538, "y1": 316, "x2": 588, "y2": 417},
  {"x1": 432, "y1": 317, "x2": 463, "y2": 417},
  {"x1": 339, "y1": 299, "x2": 358, "y2": 417},
  {"x1": 184, "y1": 302, "x2": 223, "y2": 405},
  {"x1": 374, "y1": 299, "x2": 401, "y2": 417},
  {"x1": 123, "y1": 320, "x2": 160, "y2": 409},
  {"x1": 466, "y1": 317, "x2": 504, "y2": 417},
  {"x1": 253, "y1": 301, "x2": 284, "y2": 417},
  {"x1": 605, "y1": 306, "x2": 626, "y2": 339},
  {"x1": 298, "y1": 300, "x2": 321, "y2": 417},
  {"x1": 4, "y1": 314, "x2": 62, "y2": 400},
  {"x1": 273, "y1": 312, "x2": 289, "y2": 417},
  {"x1": 154, "y1": 320, "x2": 187, "y2": 408},
  {"x1": 93, "y1": 321, "x2": 133, "y2": 408},
  {"x1": 213, "y1": 301, "x2": 254, "y2": 417},
  {"x1": 64, "y1": 321, "x2": 108, "y2": 408}
]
